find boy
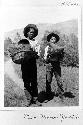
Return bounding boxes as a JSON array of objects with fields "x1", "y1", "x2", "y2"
[
  {"x1": 44, "y1": 33, "x2": 64, "y2": 100},
  {"x1": 21, "y1": 24, "x2": 41, "y2": 106}
]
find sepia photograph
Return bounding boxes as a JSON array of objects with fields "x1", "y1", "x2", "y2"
[{"x1": 4, "y1": 7, "x2": 80, "y2": 107}]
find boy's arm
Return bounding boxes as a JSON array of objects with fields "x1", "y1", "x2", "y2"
[
  {"x1": 34, "y1": 43, "x2": 41, "y2": 56},
  {"x1": 43, "y1": 46, "x2": 49, "y2": 60}
]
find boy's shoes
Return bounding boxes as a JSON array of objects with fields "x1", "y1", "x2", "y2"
[
  {"x1": 55, "y1": 92, "x2": 64, "y2": 100},
  {"x1": 59, "y1": 93, "x2": 64, "y2": 100},
  {"x1": 31, "y1": 97, "x2": 42, "y2": 106},
  {"x1": 46, "y1": 92, "x2": 55, "y2": 101},
  {"x1": 24, "y1": 90, "x2": 42, "y2": 106}
]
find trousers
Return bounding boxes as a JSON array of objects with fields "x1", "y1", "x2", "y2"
[
  {"x1": 21, "y1": 58, "x2": 38, "y2": 97},
  {"x1": 46, "y1": 61, "x2": 64, "y2": 95}
]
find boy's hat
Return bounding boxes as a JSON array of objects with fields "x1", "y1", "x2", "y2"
[
  {"x1": 47, "y1": 33, "x2": 60, "y2": 42},
  {"x1": 24, "y1": 24, "x2": 38, "y2": 38}
]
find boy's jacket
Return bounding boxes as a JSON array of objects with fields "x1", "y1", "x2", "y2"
[{"x1": 44, "y1": 46, "x2": 64, "y2": 63}]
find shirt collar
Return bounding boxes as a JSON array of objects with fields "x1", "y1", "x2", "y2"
[{"x1": 27, "y1": 38, "x2": 35, "y2": 41}]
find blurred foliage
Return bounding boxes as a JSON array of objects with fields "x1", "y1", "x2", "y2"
[{"x1": 14, "y1": 32, "x2": 21, "y2": 43}]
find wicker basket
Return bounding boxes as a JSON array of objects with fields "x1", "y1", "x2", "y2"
[
  {"x1": 8, "y1": 43, "x2": 31, "y2": 64},
  {"x1": 12, "y1": 51, "x2": 26, "y2": 64},
  {"x1": 8, "y1": 43, "x2": 39, "y2": 64}
]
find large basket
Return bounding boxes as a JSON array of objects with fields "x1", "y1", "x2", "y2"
[
  {"x1": 12, "y1": 51, "x2": 26, "y2": 64},
  {"x1": 8, "y1": 43, "x2": 39, "y2": 64},
  {"x1": 8, "y1": 43, "x2": 31, "y2": 64}
]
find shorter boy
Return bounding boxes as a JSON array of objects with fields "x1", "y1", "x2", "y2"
[{"x1": 44, "y1": 33, "x2": 64, "y2": 100}]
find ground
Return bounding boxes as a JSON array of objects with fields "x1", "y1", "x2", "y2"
[{"x1": 4, "y1": 58, "x2": 79, "y2": 107}]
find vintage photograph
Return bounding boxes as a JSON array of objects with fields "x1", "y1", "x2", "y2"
[
  {"x1": 4, "y1": 19, "x2": 79, "y2": 107},
  {"x1": 0, "y1": 0, "x2": 83, "y2": 124}
]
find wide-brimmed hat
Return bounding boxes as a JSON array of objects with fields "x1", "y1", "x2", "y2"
[
  {"x1": 47, "y1": 33, "x2": 60, "y2": 42},
  {"x1": 24, "y1": 24, "x2": 38, "y2": 38}
]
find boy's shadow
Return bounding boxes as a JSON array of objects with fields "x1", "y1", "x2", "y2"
[
  {"x1": 63, "y1": 92, "x2": 75, "y2": 98},
  {"x1": 38, "y1": 91, "x2": 55, "y2": 103},
  {"x1": 38, "y1": 91, "x2": 75, "y2": 103}
]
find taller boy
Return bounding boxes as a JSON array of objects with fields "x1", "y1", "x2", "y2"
[{"x1": 21, "y1": 24, "x2": 40, "y2": 105}]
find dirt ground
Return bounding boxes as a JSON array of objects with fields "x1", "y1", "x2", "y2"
[{"x1": 4, "y1": 59, "x2": 79, "y2": 107}]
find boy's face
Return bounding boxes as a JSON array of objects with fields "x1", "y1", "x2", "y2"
[
  {"x1": 27, "y1": 28, "x2": 35, "y2": 40},
  {"x1": 49, "y1": 36, "x2": 57, "y2": 44}
]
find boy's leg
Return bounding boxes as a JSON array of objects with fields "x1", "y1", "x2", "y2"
[
  {"x1": 46, "y1": 63, "x2": 53, "y2": 95},
  {"x1": 30, "y1": 65, "x2": 39, "y2": 102},
  {"x1": 22, "y1": 76, "x2": 32, "y2": 105},
  {"x1": 23, "y1": 79, "x2": 32, "y2": 96},
  {"x1": 54, "y1": 67, "x2": 64, "y2": 96},
  {"x1": 30, "y1": 66, "x2": 42, "y2": 106},
  {"x1": 21, "y1": 64, "x2": 32, "y2": 100}
]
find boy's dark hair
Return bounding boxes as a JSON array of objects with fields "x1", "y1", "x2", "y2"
[
  {"x1": 23, "y1": 24, "x2": 38, "y2": 38},
  {"x1": 18, "y1": 39, "x2": 29, "y2": 44},
  {"x1": 47, "y1": 33, "x2": 60, "y2": 42}
]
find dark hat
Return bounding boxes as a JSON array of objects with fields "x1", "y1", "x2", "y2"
[
  {"x1": 47, "y1": 33, "x2": 60, "y2": 42},
  {"x1": 23, "y1": 24, "x2": 38, "y2": 38}
]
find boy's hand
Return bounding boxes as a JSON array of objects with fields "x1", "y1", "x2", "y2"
[
  {"x1": 49, "y1": 42, "x2": 64, "y2": 52},
  {"x1": 48, "y1": 42, "x2": 57, "y2": 51}
]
